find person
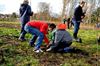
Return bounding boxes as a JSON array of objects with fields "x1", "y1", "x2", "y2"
[
  {"x1": 19, "y1": 0, "x2": 33, "y2": 41},
  {"x1": 24, "y1": 20, "x2": 57, "y2": 53},
  {"x1": 47, "y1": 23, "x2": 73, "y2": 52},
  {"x1": 63, "y1": 15, "x2": 71, "y2": 29},
  {"x1": 63, "y1": 15, "x2": 67, "y2": 24},
  {"x1": 48, "y1": 23, "x2": 56, "y2": 48},
  {"x1": 67, "y1": 18, "x2": 71, "y2": 29},
  {"x1": 72, "y1": 1, "x2": 86, "y2": 42}
]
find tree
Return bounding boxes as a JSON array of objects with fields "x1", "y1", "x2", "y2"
[
  {"x1": 37, "y1": 2, "x2": 50, "y2": 20},
  {"x1": 11, "y1": 12, "x2": 17, "y2": 18},
  {"x1": 62, "y1": 0, "x2": 71, "y2": 20},
  {"x1": 91, "y1": 7, "x2": 100, "y2": 23},
  {"x1": 10, "y1": 12, "x2": 18, "y2": 22}
]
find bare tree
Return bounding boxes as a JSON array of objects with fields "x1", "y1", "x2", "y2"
[{"x1": 37, "y1": 2, "x2": 50, "y2": 20}]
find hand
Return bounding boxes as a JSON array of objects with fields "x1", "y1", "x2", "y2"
[{"x1": 81, "y1": 16, "x2": 84, "y2": 19}]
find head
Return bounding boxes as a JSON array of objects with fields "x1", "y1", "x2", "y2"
[
  {"x1": 63, "y1": 15, "x2": 67, "y2": 19},
  {"x1": 80, "y1": 1, "x2": 86, "y2": 8},
  {"x1": 57, "y1": 23, "x2": 67, "y2": 30},
  {"x1": 23, "y1": 0, "x2": 29, "y2": 4},
  {"x1": 48, "y1": 23, "x2": 56, "y2": 31},
  {"x1": 67, "y1": 18, "x2": 70, "y2": 22}
]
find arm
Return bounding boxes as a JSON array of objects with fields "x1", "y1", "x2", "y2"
[
  {"x1": 19, "y1": 6, "x2": 22, "y2": 17},
  {"x1": 44, "y1": 35, "x2": 49, "y2": 45},
  {"x1": 40, "y1": 24, "x2": 49, "y2": 45},
  {"x1": 27, "y1": 5, "x2": 33, "y2": 16},
  {"x1": 74, "y1": 7, "x2": 79, "y2": 18}
]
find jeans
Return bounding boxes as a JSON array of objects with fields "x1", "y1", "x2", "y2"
[
  {"x1": 25, "y1": 25, "x2": 44, "y2": 50},
  {"x1": 72, "y1": 18, "x2": 80, "y2": 38}
]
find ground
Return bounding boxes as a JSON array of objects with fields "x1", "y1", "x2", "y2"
[{"x1": 0, "y1": 21, "x2": 100, "y2": 66}]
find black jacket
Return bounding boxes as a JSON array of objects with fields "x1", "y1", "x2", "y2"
[{"x1": 74, "y1": 5, "x2": 84, "y2": 21}]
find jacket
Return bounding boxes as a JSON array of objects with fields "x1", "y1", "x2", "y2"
[
  {"x1": 19, "y1": 4, "x2": 33, "y2": 23},
  {"x1": 27, "y1": 20, "x2": 49, "y2": 44},
  {"x1": 74, "y1": 5, "x2": 84, "y2": 21},
  {"x1": 54, "y1": 30, "x2": 72, "y2": 45}
]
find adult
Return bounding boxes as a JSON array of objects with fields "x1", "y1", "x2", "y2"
[
  {"x1": 72, "y1": 1, "x2": 86, "y2": 41},
  {"x1": 19, "y1": 0, "x2": 33, "y2": 41}
]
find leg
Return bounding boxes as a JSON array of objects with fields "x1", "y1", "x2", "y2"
[
  {"x1": 67, "y1": 22, "x2": 70, "y2": 29},
  {"x1": 19, "y1": 22, "x2": 27, "y2": 41},
  {"x1": 73, "y1": 21, "x2": 80, "y2": 39},
  {"x1": 29, "y1": 35, "x2": 37, "y2": 47},
  {"x1": 52, "y1": 42, "x2": 72, "y2": 52},
  {"x1": 25, "y1": 25, "x2": 44, "y2": 50},
  {"x1": 35, "y1": 33, "x2": 44, "y2": 50}
]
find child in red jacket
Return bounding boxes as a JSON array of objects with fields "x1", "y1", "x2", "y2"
[{"x1": 25, "y1": 20, "x2": 49, "y2": 53}]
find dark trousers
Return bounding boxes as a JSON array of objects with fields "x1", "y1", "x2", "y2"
[
  {"x1": 19, "y1": 22, "x2": 27, "y2": 39},
  {"x1": 51, "y1": 41, "x2": 72, "y2": 52}
]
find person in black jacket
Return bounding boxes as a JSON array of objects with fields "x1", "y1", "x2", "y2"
[
  {"x1": 19, "y1": 0, "x2": 33, "y2": 41},
  {"x1": 72, "y1": 1, "x2": 86, "y2": 42}
]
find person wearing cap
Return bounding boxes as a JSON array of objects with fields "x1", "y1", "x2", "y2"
[
  {"x1": 46, "y1": 23, "x2": 73, "y2": 52},
  {"x1": 19, "y1": 0, "x2": 33, "y2": 41},
  {"x1": 72, "y1": 1, "x2": 86, "y2": 42}
]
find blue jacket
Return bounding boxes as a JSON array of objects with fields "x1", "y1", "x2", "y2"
[{"x1": 19, "y1": 4, "x2": 33, "y2": 23}]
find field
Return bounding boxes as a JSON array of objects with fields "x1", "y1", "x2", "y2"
[{"x1": 0, "y1": 21, "x2": 100, "y2": 66}]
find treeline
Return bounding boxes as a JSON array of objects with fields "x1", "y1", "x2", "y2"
[{"x1": 0, "y1": 1, "x2": 100, "y2": 23}]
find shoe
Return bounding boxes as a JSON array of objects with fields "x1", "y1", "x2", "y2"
[
  {"x1": 18, "y1": 38, "x2": 26, "y2": 41},
  {"x1": 46, "y1": 47, "x2": 52, "y2": 52},
  {"x1": 33, "y1": 49, "x2": 43, "y2": 53},
  {"x1": 73, "y1": 38, "x2": 82, "y2": 43}
]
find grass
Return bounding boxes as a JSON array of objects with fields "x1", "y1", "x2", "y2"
[{"x1": 0, "y1": 22, "x2": 100, "y2": 66}]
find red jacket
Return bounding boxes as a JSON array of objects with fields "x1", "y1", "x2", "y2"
[{"x1": 27, "y1": 20, "x2": 49, "y2": 44}]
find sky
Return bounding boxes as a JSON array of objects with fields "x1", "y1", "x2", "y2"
[{"x1": 0, "y1": 0, "x2": 63, "y2": 14}]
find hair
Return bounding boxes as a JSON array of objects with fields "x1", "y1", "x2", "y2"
[
  {"x1": 48, "y1": 23, "x2": 56, "y2": 29},
  {"x1": 80, "y1": 1, "x2": 85, "y2": 4},
  {"x1": 23, "y1": 0, "x2": 29, "y2": 4},
  {"x1": 67, "y1": 18, "x2": 70, "y2": 21}
]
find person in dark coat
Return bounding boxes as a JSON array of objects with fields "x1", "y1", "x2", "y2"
[
  {"x1": 72, "y1": 1, "x2": 86, "y2": 42},
  {"x1": 19, "y1": 0, "x2": 33, "y2": 41}
]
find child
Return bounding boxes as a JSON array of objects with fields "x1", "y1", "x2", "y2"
[
  {"x1": 24, "y1": 20, "x2": 49, "y2": 53},
  {"x1": 62, "y1": 16, "x2": 71, "y2": 29},
  {"x1": 47, "y1": 23, "x2": 73, "y2": 52},
  {"x1": 67, "y1": 18, "x2": 71, "y2": 29},
  {"x1": 63, "y1": 15, "x2": 67, "y2": 24},
  {"x1": 48, "y1": 23, "x2": 56, "y2": 48}
]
